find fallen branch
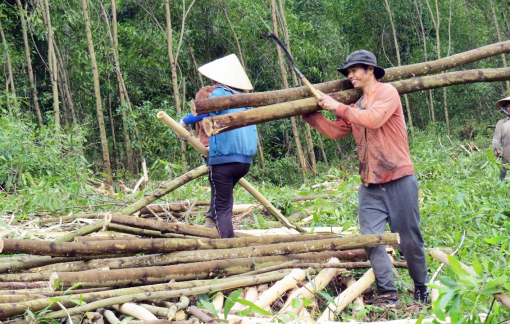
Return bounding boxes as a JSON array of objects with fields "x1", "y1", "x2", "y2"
[{"x1": 318, "y1": 268, "x2": 376, "y2": 321}]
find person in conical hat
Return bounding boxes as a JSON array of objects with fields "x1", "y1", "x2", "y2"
[
  {"x1": 179, "y1": 54, "x2": 258, "y2": 238},
  {"x1": 492, "y1": 96, "x2": 510, "y2": 180}
]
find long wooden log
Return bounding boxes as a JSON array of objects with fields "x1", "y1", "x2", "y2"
[
  {"x1": 0, "y1": 271, "x2": 290, "y2": 318},
  {"x1": 0, "y1": 232, "x2": 341, "y2": 257},
  {"x1": 28, "y1": 249, "x2": 369, "y2": 274},
  {"x1": 157, "y1": 112, "x2": 305, "y2": 233},
  {"x1": 38, "y1": 271, "x2": 291, "y2": 320},
  {"x1": 98, "y1": 223, "x2": 204, "y2": 239},
  {"x1": 139, "y1": 202, "x2": 190, "y2": 214},
  {"x1": 49, "y1": 233, "x2": 398, "y2": 289},
  {"x1": 318, "y1": 268, "x2": 376, "y2": 321},
  {"x1": 0, "y1": 254, "x2": 127, "y2": 274},
  {"x1": 192, "y1": 40, "x2": 510, "y2": 114},
  {"x1": 202, "y1": 68, "x2": 510, "y2": 136}
]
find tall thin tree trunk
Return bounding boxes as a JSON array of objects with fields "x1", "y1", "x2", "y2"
[
  {"x1": 270, "y1": 0, "x2": 307, "y2": 180},
  {"x1": 53, "y1": 42, "x2": 76, "y2": 125},
  {"x1": 0, "y1": 19, "x2": 17, "y2": 109},
  {"x1": 413, "y1": 0, "x2": 435, "y2": 124},
  {"x1": 222, "y1": 3, "x2": 245, "y2": 68},
  {"x1": 16, "y1": 0, "x2": 42, "y2": 125},
  {"x1": 165, "y1": 1, "x2": 181, "y2": 113},
  {"x1": 426, "y1": 0, "x2": 449, "y2": 134},
  {"x1": 384, "y1": 0, "x2": 413, "y2": 132},
  {"x1": 278, "y1": 0, "x2": 317, "y2": 174},
  {"x1": 188, "y1": 45, "x2": 204, "y2": 88},
  {"x1": 317, "y1": 135, "x2": 329, "y2": 169},
  {"x1": 107, "y1": 91, "x2": 117, "y2": 167},
  {"x1": 256, "y1": 135, "x2": 265, "y2": 169},
  {"x1": 489, "y1": 0, "x2": 510, "y2": 93},
  {"x1": 81, "y1": 0, "x2": 113, "y2": 186},
  {"x1": 106, "y1": 0, "x2": 134, "y2": 174},
  {"x1": 165, "y1": 0, "x2": 187, "y2": 171},
  {"x1": 40, "y1": 0, "x2": 59, "y2": 129}
]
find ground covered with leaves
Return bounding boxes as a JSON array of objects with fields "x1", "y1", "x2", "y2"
[{"x1": 1, "y1": 117, "x2": 509, "y2": 323}]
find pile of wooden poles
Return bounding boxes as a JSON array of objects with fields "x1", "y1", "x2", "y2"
[{"x1": 0, "y1": 209, "x2": 405, "y2": 323}]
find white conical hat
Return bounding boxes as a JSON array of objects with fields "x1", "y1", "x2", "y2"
[
  {"x1": 198, "y1": 54, "x2": 253, "y2": 90},
  {"x1": 496, "y1": 96, "x2": 510, "y2": 109}
]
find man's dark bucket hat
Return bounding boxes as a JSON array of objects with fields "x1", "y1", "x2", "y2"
[{"x1": 337, "y1": 50, "x2": 386, "y2": 80}]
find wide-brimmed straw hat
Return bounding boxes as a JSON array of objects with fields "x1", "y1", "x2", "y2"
[
  {"x1": 496, "y1": 96, "x2": 510, "y2": 109},
  {"x1": 337, "y1": 50, "x2": 385, "y2": 80},
  {"x1": 198, "y1": 54, "x2": 253, "y2": 91}
]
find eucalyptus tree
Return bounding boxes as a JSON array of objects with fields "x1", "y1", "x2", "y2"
[
  {"x1": 0, "y1": 15, "x2": 17, "y2": 114},
  {"x1": 15, "y1": 0, "x2": 42, "y2": 125},
  {"x1": 81, "y1": 0, "x2": 113, "y2": 185}
]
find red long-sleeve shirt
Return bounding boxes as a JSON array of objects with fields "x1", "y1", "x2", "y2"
[{"x1": 303, "y1": 83, "x2": 414, "y2": 186}]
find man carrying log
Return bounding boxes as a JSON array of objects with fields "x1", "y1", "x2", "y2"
[
  {"x1": 301, "y1": 50, "x2": 429, "y2": 303},
  {"x1": 179, "y1": 54, "x2": 258, "y2": 238},
  {"x1": 492, "y1": 97, "x2": 510, "y2": 181}
]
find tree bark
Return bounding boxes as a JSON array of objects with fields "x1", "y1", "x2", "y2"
[
  {"x1": 202, "y1": 68, "x2": 510, "y2": 135},
  {"x1": 0, "y1": 19, "x2": 17, "y2": 110},
  {"x1": 40, "y1": 0, "x2": 59, "y2": 128},
  {"x1": 412, "y1": 0, "x2": 435, "y2": 123},
  {"x1": 108, "y1": 0, "x2": 134, "y2": 174},
  {"x1": 425, "y1": 0, "x2": 450, "y2": 135},
  {"x1": 0, "y1": 232, "x2": 344, "y2": 257},
  {"x1": 49, "y1": 233, "x2": 397, "y2": 289},
  {"x1": 489, "y1": 0, "x2": 510, "y2": 92},
  {"x1": 384, "y1": 0, "x2": 413, "y2": 131},
  {"x1": 270, "y1": 0, "x2": 307, "y2": 178},
  {"x1": 16, "y1": 0, "x2": 42, "y2": 124},
  {"x1": 0, "y1": 271, "x2": 289, "y2": 319},
  {"x1": 193, "y1": 40, "x2": 510, "y2": 114},
  {"x1": 29, "y1": 249, "x2": 368, "y2": 278},
  {"x1": 53, "y1": 41, "x2": 77, "y2": 125},
  {"x1": 81, "y1": 0, "x2": 113, "y2": 185},
  {"x1": 49, "y1": 258, "x2": 296, "y2": 289}
]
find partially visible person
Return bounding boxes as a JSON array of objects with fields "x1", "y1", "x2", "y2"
[
  {"x1": 493, "y1": 96, "x2": 510, "y2": 180},
  {"x1": 179, "y1": 54, "x2": 257, "y2": 238},
  {"x1": 301, "y1": 50, "x2": 429, "y2": 303}
]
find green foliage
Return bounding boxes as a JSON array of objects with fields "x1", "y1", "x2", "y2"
[{"x1": 429, "y1": 254, "x2": 509, "y2": 323}]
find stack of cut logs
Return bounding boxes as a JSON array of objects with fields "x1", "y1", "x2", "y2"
[{"x1": 0, "y1": 208, "x2": 404, "y2": 324}]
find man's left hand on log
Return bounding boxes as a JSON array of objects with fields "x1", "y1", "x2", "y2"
[{"x1": 316, "y1": 90, "x2": 348, "y2": 117}]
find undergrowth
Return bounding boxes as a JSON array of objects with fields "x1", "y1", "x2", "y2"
[{"x1": 1, "y1": 115, "x2": 510, "y2": 322}]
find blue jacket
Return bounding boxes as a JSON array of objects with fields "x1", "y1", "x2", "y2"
[{"x1": 182, "y1": 87, "x2": 258, "y2": 166}]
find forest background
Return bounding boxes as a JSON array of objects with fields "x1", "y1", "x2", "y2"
[{"x1": 1, "y1": 0, "x2": 510, "y2": 321}]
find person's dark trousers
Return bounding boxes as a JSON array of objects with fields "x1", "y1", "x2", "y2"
[
  {"x1": 358, "y1": 175, "x2": 429, "y2": 295},
  {"x1": 208, "y1": 162, "x2": 251, "y2": 238},
  {"x1": 500, "y1": 166, "x2": 507, "y2": 180}
]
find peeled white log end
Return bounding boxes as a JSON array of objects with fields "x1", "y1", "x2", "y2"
[
  {"x1": 49, "y1": 272, "x2": 59, "y2": 290},
  {"x1": 175, "y1": 310, "x2": 187, "y2": 321},
  {"x1": 213, "y1": 292, "x2": 225, "y2": 312},
  {"x1": 112, "y1": 303, "x2": 158, "y2": 320}
]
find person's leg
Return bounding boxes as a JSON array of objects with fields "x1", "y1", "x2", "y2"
[
  {"x1": 209, "y1": 164, "x2": 236, "y2": 238},
  {"x1": 383, "y1": 176, "x2": 429, "y2": 298},
  {"x1": 500, "y1": 167, "x2": 507, "y2": 180},
  {"x1": 358, "y1": 184, "x2": 397, "y2": 295}
]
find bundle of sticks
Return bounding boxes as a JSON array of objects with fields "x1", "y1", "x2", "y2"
[{"x1": 0, "y1": 210, "x2": 405, "y2": 323}]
